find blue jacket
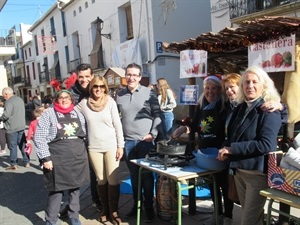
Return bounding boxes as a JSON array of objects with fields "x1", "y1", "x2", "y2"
[{"x1": 225, "y1": 98, "x2": 282, "y2": 173}]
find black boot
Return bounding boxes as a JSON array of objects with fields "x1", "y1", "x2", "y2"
[
  {"x1": 97, "y1": 183, "x2": 109, "y2": 223},
  {"x1": 108, "y1": 184, "x2": 122, "y2": 225}
]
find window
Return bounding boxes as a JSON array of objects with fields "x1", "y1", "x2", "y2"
[
  {"x1": 50, "y1": 17, "x2": 56, "y2": 41},
  {"x1": 34, "y1": 35, "x2": 39, "y2": 56},
  {"x1": 85, "y1": 1, "x2": 88, "y2": 8},
  {"x1": 125, "y1": 5, "x2": 133, "y2": 40},
  {"x1": 29, "y1": 48, "x2": 31, "y2": 57},
  {"x1": 41, "y1": 29, "x2": 46, "y2": 52},
  {"x1": 79, "y1": 6, "x2": 82, "y2": 13},
  {"x1": 26, "y1": 65, "x2": 30, "y2": 82},
  {"x1": 32, "y1": 62, "x2": 36, "y2": 80},
  {"x1": 73, "y1": 10, "x2": 76, "y2": 17},
  {"x1": 25, "y1": 50, "x2": 27, "y2": 60},
  {"x1": 61, "y1": 11, "x2": 67, "y2": 37},
  {"x1": 91, "y1": 0, "x2": 95, "y2": 3}
]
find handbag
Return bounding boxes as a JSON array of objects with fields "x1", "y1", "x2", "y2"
[
  {"x1": 24, "y1": 143, "x2": 33, "y2": 155},
  {"x1": 228, "y1": 174, "x2": 240, "y2": 205}
]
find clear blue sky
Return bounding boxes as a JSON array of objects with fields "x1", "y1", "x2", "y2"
[{"x1": 0, "y1": 0, "x2": 54, "y2": 31}]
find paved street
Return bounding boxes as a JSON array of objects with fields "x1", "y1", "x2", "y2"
[{"x1": 0, "y1": 140, "x2": 299, "y2": 225}]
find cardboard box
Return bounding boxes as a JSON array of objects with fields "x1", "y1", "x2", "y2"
[{"x1": 268, "y1": 152, "x2": 300, "y2": 196}]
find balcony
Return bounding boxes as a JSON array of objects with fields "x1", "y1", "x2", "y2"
[
  {"x1": 229, "y1": 0, "x2": 298, "y2": 19},
  {"x1": 0, "y1": 29, "x2": 16, "y2": 57},
  {"x1": 68, "y1": 58, "x2": 81, "y2": 72},
  {"x1": 39, "y1": 71, "x2": 51, "y2": 83}
]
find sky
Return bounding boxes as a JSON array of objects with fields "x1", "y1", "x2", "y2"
[{"x1": 0, "y1": 0, "x2": 55, "y2": 31}]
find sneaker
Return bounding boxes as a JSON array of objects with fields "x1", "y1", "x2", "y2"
[
  {"x1": 24, "y1": 163, "x2": 30, "y2": 168},
  {"x1": 125, "y1": 206, "x2": 137, "y2": 219},
  {"x1": 144, "y1": 207, "x2": 155, "y2": 223},
  {"x1": 69, "y1": 218, "x2": 81, "y2": 225},
  {"x1": 5, "y1": 165, "x2": 18, "y2": 170},
  {"x1": 92, "y1": 202, "x2": 102, "y2": 212},
  {"x1": 223, "y1": 217, "x2": 233, "y2": 225},
  {"x1": 0, "y1": 150, "x2": 6, "y2": 154}
]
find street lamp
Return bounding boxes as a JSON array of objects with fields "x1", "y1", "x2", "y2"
[{"x1": 95, "y1": 17, "x2": 111, "y2": 40}]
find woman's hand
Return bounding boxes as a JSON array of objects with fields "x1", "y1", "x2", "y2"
[
  {"x1": 43, "y1": 160, "x2": 53, "y2": 170},
  {"x1": 217, "y1": 147, "x2": 231, "y2": 161},
  {"x1": 261, "y1": 100, "x2": 282, "y2": 112},
  {"x1": 116, "y1": 148, "x2": 124, "y2": 161}
]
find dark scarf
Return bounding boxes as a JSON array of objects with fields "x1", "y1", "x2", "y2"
[
  {"x1": 72, "y1": 81, "x2": 90, "y2": 101},
  {"x1": 53, "y1": 102, "x2": 74, "y2": 114}
]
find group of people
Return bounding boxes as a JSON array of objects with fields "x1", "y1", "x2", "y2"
[
  {"x1": 172, "y1": 66, "x2": 286, "y2": 225},
  {"x1": 0, "y1": 62, "x2": 286, "y2": 225}
]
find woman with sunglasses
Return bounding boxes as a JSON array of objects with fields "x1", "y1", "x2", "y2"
[
  {"x1": 77, "y1": 75, "x2": 124, "y2": 225},
  {"x1": 34, "y1": 90, "x2": 89, "y2": 225}
]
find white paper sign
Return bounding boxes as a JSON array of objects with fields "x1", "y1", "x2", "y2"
[
  {"x1": 180, "y1": 50, "x2": 207, "y2": 78},
  {"x1": 248, "y1": 34, "x2": 295, "y2": 72}
]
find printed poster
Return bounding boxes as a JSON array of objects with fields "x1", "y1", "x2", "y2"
[
  {"x1": 248, "y1": 34, "x2": 295, "y2": 72},
  {"x1": 180, "y1": 50, "x2": 207, "y2": 78},
  {"x1": 179, "y1": 85, "x2": 199, "y2": 105}
]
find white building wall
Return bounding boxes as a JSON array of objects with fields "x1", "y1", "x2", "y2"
[{"x1": 210, "y1": 0, "x2": 231, "y2": 32}]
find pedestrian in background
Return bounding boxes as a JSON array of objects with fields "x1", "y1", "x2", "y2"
[
  {"x1": 33, "y1": 94, "x2": 42, "y2": 109},
  {"x1": 34, "y1": 90, "x2": 89, "y2": 225},
  {"x1": 0, "y1": 98, "x2": 7, "y2": 155},
  {"x1": 116, "y1": 63, "x2": 162, "y2": 223},
  {"x1": 157, "y1": 78, "x2": 177, "y2": 140},
  {"x1": 0, "y1": 87, "x2": 29, "y2": 169},
  {"x1": 218, "y1": 66, "x2": 282, "y2": 225},
  {"x1": 77, "y1": 75, "x2": 124, "y2": 225}
]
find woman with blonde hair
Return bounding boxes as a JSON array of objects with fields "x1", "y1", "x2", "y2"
[
  {"x1": 218, "y1": 66, "x2": 283, "y2": 225},
  {"x1": 157, "y1": 78, "x2": 177, "y2": 139},
  {"x1": 77, "y1": 75, "x2": 124, "y2": 225}
]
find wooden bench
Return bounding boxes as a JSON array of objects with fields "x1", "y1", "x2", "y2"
[{"x1": 260, "y1": 188, "x2": 300, "y2": 225}]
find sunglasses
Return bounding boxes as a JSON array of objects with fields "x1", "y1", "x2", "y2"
[{"x1": 93, "y1": 84, "x2": 106, "y2": 89}]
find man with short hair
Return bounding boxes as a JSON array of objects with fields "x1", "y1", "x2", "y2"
[
  {"x1": 70, "y1": 63, "x2": 94, "y2": 103},
  {"x1": 0, "y1": 87, "x2": 29, "y2": 169},
  {"x1": 116, "y1": 63, "x2": 162, "y2": 223}
]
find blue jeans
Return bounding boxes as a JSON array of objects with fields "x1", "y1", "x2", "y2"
[
  {"x1": 124, "y1": 140, "x2": 155, "y2": 208},
  {"x1": 162, "y1": 112, "x2": 174, "y2": 139},
  {"x1": 6, "y1": 130, "x2": 29, "y2": 165}
]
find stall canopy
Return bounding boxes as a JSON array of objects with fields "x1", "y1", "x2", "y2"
[
  {"x1": 163, "y1": 16, "x2": 300, "y2": 136},
  {"x1": 163, "y1": 16, "x2": 300, "y2": 74}
]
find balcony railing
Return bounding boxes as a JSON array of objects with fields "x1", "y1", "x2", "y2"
[
  {"x1": 39, "y1": 71, "x2": 51, "y2": 83},
  {"x1": 0, "y1": 29, "x2": 16, "y2": 47},
  {"x1": 229, "y1": 0, "x2": 296, "y2": 19},
  {"x1": 68, "y1": 58, "x2": 81, "y2": 72}
]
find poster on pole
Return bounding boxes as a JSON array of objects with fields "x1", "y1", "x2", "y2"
[
  {"x1": 179, "y1": 85, "x2": 199, "y2": 105},
  {"x1": 180, "y1": 50, "x2": 207, "y2": 78},
  {"x1": 248, "y1": 34, "x2": 295, "y2": 72}
]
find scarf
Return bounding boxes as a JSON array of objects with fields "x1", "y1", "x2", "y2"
[
  {"x1": 87, "y1": 94, "x2": 109, "y2": 112},
  {"x1": 53, "y1": 102, "x2": 74, "y2": 114},
  {"x1": 203, "y1": 96, "x2": 221, "y2": 110},
  {"x1": 72, "y1": 81, "x2": 90, "y2": 101}
]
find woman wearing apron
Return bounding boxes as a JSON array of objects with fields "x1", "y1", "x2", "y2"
[{"x1": 34, "y1": 90, "x2": 89, "y2": 225}]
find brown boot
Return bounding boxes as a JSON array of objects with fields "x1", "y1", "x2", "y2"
[
  {"x1": 109, "y1": 184, "x2": 122, "y2": 225},
  {"x1": 97, "y1": 183, "x2": 110, "y2": 223}
]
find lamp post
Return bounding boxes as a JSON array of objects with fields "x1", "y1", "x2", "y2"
[{"x1": 95, "y1": 17, "x2": 111, "y2": 39}]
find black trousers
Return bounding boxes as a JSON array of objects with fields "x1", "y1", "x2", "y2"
[{"x1": 45, "y1": 188, "x2": 80, "y2": 224}]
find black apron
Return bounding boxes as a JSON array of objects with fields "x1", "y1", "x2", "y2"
[{"x1": 44, "y1": 111, "x2": 89, "y2": 191}]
